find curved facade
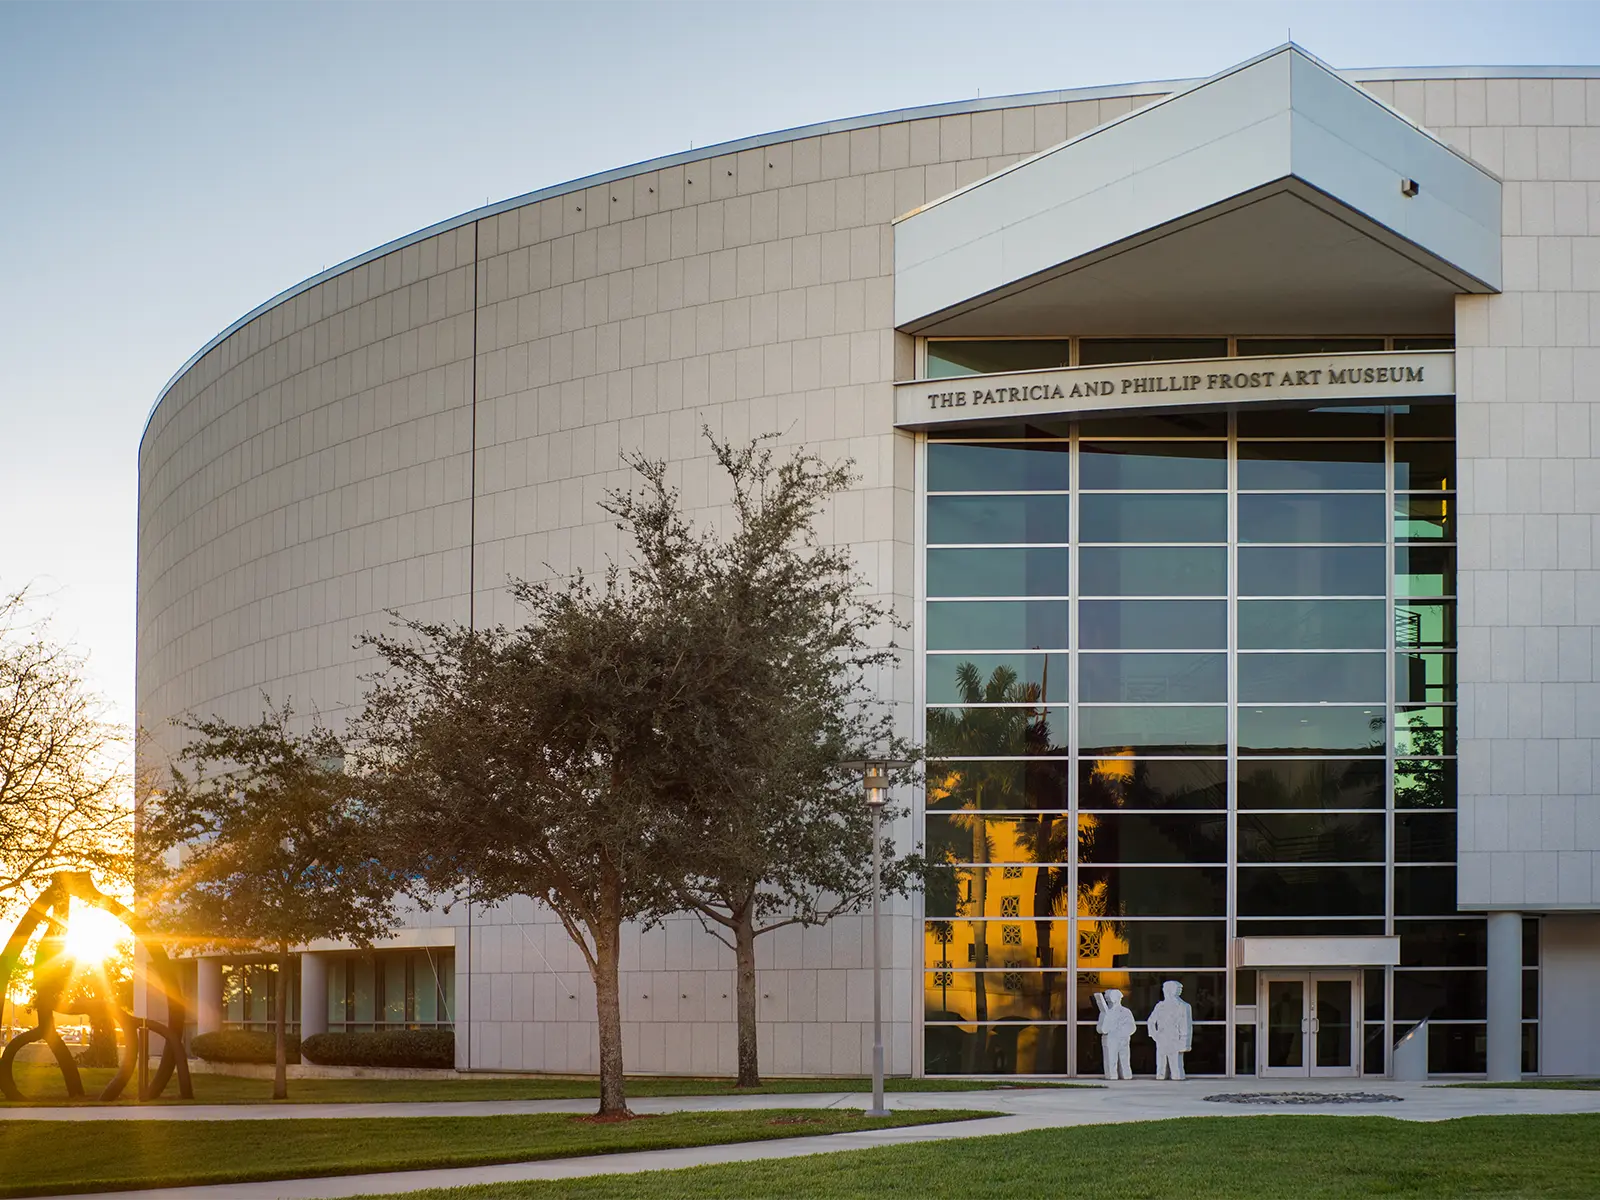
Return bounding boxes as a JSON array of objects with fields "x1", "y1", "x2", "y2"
[{"x1": 141, "y1": 47, "x2": 1600, "y2": 1079}]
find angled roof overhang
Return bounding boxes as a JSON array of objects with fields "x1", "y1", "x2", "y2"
[{"x1": 894, "y1": 45, "x2": 1501, "y2": 337}]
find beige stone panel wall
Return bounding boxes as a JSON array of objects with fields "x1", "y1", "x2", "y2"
[{"x1": 1362, "y1": 76, "x2": 1600, "y2": 910}]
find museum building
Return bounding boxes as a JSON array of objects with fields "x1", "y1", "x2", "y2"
[{"x1": 138, "y1": 46, "x2": 1600, "y2": 1080}]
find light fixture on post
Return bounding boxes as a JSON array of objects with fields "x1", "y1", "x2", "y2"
[{"x1": 842, "y1": 757, "x2": 911, "y2": 1119}]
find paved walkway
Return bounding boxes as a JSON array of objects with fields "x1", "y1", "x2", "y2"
[{"x1": 11, "y1": 1079, "x2": 1600, "y2": 1200}]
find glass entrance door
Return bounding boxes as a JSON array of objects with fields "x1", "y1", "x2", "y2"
[{"x1": 1259, "y1": 972, "x2": 1360, "y2": 1077}]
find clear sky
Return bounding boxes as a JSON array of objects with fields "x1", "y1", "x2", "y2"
[{"x1": 2, "y1": 0, "x2": 1598, "y2": 724}]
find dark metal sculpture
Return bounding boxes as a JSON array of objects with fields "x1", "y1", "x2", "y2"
[{"x1": 0, "y1": 871, "x2": 192, "y2": 1101}]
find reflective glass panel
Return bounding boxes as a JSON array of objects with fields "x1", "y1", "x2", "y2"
[
  {"x1": 1236, "y1": 652, "x2": 1386, "y2": 702},
  {"x1": 1395, "y1": 495, "x2": 1455, "y2": 541},
  {"x1": 925, "y1": 339, "x2": 1071, "y2": 379},
  {"x1": 1079, "y1": 546, "x2": 1226, "y2": 596},
  {"x1": 1396, "y1": 652, "x2": 1457, "y2": 704},
  {"x1": 1235, "y1": 338, "x2": 1387, "y2": 356},
  {"x1": 926, "y1": 760, "x2": 1071, "y2": 812},
  {"x1": 926, "y1": 654, "x2": 1066, "y2": 703},
  {"x1": 1079, "y1": 653, "x2": 1226, "y2": 703},
  {"x1": 1077, "y1": 338, "x2": 1228, "y2": 365},
  {"x1": 1392, "y1": 403, "x2": 1455, "y2": 436},
  {"x1": 925, "y1": 921, "x2": 1073, "y2": 970},
  {"x1": 1394, "y1": 866, "x2": 1458, "y2": 915},
  {"x1": 1238, "y1": 493, "x2": 1387, "y2": 542},
  {"x1": 926, "y1": 705, "x2": 1069, "y2": 758},
  {"x1": 1395, "y1": 546, "x2": 1456, "y2": 598},
  {"x1": 926, "y1": 601, "x2": 1069, "y2": 650},
  {"x1": 1236, "y1": 813, "x2": 1385, "y2": 863},
  {"x1": 1236, "y1": 406, "x2": 1386, "y2": 438},
  {"x1": 925, "y1": 1024, "x2": 1074, "y2": 1074},
  {"x1": 1077, "y1": 813, "x2": 1227, "y2": 864},
  {"x1": 1235, "y1": 919, "x2": 1385, "y2": 937},
  {"x1": 1079, "y1": 706, "x2": 1227, "y2": 756},
  {"x1": 927, "y1": 442, "x2": 1072, "y2": 492},
  {"x1": 1395, "y1": 970, "x2": 1486, "y2": 1021},
  {"x1": 1396, "y1": 812, "x2": 1457, "y2": 862},
  {"x1": 1396, "y1": 920, "x2": 1486, "y2": 967},
  {"x1": 928, "y1": 492, "x2": 1075, "y2": 544},
  {"x1": 927, "y1": 495, "x2": 1071, "y2": 544},
  {"x1": 1079, "y1": 442, "x2": 1227, "y2": 491},
  {"x1": 1238, "y1": 600, "x2": 1387, "y2": 649},
  {"x1": 1396, "y1": 601, "x2": 1456, "y2": 649},
  {"x1": 1395, "y1": 706, "x2": 1457, "y2": 756},
  {"x1": 930, "y1": 421, "x2": 1072, "y2": 440},
  {"x1": 1394, "y1": 759, "x2": 1457, "y2": 809},
  {"x1": 1076, "y1": 866, "x2": 1228, "y2": 916},
  {"x1": 1075, "y1": 921, "x2": 1228, "y2": 968},
  {"x1": 1394, "y1": 441, "x2": 1454, "y2": 491},
  {"x1": 1237, "y1": 706, "x2": 1386, "y2": 755},
  {"x1": 1427, "y1": 1024, "x2": 1487, "y2": 1074},
  {"x1": 1078, "y1": 412, "x2": 1228, "y2": 437},
  {"x1": 922, "y1": 865, "x2": 1070, "y2": 919},
  {"x1": 1079, "y1": 494, "x2": 1228, "y2": 543},
  {"x1": 1236, "y1": 865, "x2": 1386, "y2": 915},
  {"x1": 922, "y1": 972, "x2": 1072, "y2": 1024},
  {"x1": 1236, "y1": 442, "x2": 1385, "y2": 491},
  {"x1": 927, "y1": 548, "x2": 1070, "y2": 598},
  {"x1": 1237, "y1": 546, "x2": 1386, "y2": 596},
  {"x1": 1075, "y1": 972, "x2": 1226, "y2": 1020},
  {"x1": 1236, "y1": 759, "x2": 1384, "y2": 809},
  {"x1": 925, "y1": 814, "x2": 1075, "y2": 865},
  {"x1": 1080, "y1": 600, "x2": 1227, "y2": 649},
  {"x1": 1078, "y1": 758, "x2": 1228, "y2": 810}
]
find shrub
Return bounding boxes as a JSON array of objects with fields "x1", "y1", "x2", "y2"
[
  {"x1": 190, "y1": 1029, "x2": 300, "y2": 1064},
  {"x1": 300, "y1": 1029, "x2": 455, "y2": 1069}
]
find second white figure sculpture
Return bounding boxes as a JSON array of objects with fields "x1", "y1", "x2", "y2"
[
  {"x1": 1147, "y1": 980, "x2": 1194, "y2": 1080},
  {"x1": 1092, "y1": 980, "x2": 1193, "y2": 1080}
]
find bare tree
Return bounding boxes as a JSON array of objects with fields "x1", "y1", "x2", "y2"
[{"x1": 0, "y1": 588, "x2": 129, "y2": 916}]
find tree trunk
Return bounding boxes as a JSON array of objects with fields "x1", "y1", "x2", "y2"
[
  {"x1": 733, "y1": 897, "x2": 759, "y2": 1088},
  {"x1": 592, "y1": 868, "x2": 630, "y2": 1116},
  {"x1": 273, "y1": 944, "x2": 289, "y2": 1101}
]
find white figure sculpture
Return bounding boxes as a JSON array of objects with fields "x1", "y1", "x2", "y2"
[
  {"x1": 1146, "y1": 979, "x2": 1194, "y2": 1081},
  {"x1": 1093, "y1": 988, "x2": 1135, "y2": 1080}
]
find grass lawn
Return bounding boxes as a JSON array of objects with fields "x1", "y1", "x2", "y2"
[
  {"x1": 355, "y1": 1113, "x2": 1600, "y2": 1200},
  {"x1": 0, "y1": 1109, "x2": 993, "y2": 1197},
  {"x1": 1, "y1": 1063, "x2": 1084, "y2": 1106},
  {"x1": 1446, "y1": 1079, "x2": 1600, "y2": 1090}
]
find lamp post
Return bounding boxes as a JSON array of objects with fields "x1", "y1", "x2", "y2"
[{"x1": 843, "y1": 758, "x2": 911, "y2": 1119}]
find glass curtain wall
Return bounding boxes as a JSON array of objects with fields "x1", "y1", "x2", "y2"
[
  {"x1": 922, "y1": 401, "x2": 1510, "y2": 1076},
  {"x1": 325, "y1": 950, "x2": 456, "y2": 1033}
]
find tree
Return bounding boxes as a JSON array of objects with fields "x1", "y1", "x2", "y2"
[
  {"x1": 358, "y1": 572, "x2": 720, "y2": 1116},
  {"x1": 0, "y1": 589, "x2": 129, "y2": 917},
  {"x1": 140, "y1": 703, "x2": 399, "y2": 1099},
  {"x1": 603, "y1": 435, "x2": 918, "y2": 1087}
]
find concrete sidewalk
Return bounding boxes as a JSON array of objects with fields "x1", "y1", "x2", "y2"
[{"x1": 11, "y1": 1079, "x2": 1600, "y2": 1200}]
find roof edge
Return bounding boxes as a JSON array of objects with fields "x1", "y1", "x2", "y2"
[{"x1": 146, "y1": 58, "x2": 1599, "y2": 445}]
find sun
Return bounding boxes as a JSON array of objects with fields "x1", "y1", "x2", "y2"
[{"x1": 62, "y1": 904, "x2": 128, "y2": 965}]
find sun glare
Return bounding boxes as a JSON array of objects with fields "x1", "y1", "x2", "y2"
[{"x1": 62, "y1": 905, "x2": 128, "y2": 965}]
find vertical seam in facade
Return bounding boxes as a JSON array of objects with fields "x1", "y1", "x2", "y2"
[{"x1": 465, "y1": 219, "x2": 481, "y2": 1072}]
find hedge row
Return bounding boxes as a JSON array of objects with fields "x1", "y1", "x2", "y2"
[
  {"x1": 190, "y1": 1030, "x2": 300, "y2": 1064},
  {"x1": 301, "y1": 1029, "x2": 455, "y2": 1068}
]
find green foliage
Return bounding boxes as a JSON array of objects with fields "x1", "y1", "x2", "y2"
[
  {"x1": 141, "y1": 701, "x2": 400, "y2": 1097},
  {"x1": 142, "y1": 702, "x2": 399, "y2": 954},
  {"x1": 191, "y1": 1030, "x2": 299, "y2": 1064},
  {"x1": 300, "y1": 1030, "x2": 453, "y2": 1068}
]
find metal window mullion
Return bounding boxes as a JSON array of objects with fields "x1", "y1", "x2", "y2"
[
  {"x1": 1066, "y1": 417, "x2": 1080, "y2": 1078},
  {"x1": 1384, "y1": 404, "x2": 1398, "y2": 1075},
  {"x1": 1226, "y1": 407, "x2": 1239, "y2": 1076},
  {"x1": 913, "y1": 429, "x2": 929, "y2": 1078}
]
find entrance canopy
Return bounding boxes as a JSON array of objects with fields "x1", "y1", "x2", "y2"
[
  {"x1": 894, "y1": 45, "x2": 1501, "y2": 338},
  {"x1": 1236, "y1": 936, "x2": 1402, "y2": 969}
]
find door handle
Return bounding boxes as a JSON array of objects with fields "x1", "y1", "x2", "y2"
[
  {"x1": 1311, "y1": 1017, "x2": 1321, "y2": 1033},
  {"x1": 1301, "y1": 1017, "x2": 1309, "y2": 1033}
]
